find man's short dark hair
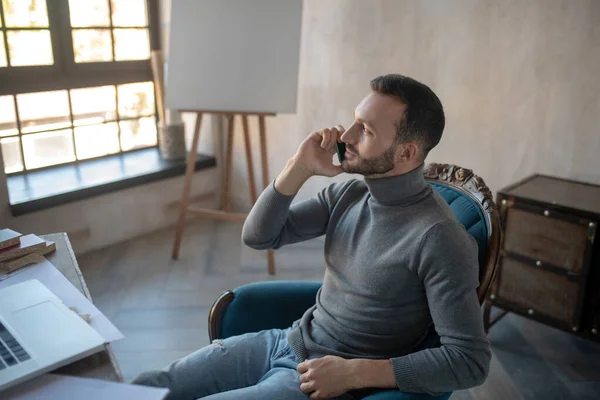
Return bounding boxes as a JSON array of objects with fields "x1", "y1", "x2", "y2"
[{"x1": 370, "y1": 74, "x2": 445, "y2": 158}]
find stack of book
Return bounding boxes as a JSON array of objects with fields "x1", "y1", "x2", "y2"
[{"x1": 0, "y1": 229, "x2": 56, "y2": 273}]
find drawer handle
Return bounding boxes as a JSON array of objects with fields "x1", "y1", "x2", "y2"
[
  {"x1": 572, "y1": 326, "x2": 578, "y2": 332},
  {"x1": 593, "y1": 328, "x2": 598, "y2": 335},
  {"x1": 528, "y1": 309, "x2": 534, "y2": 315},
  {"x1": 544, "y1": 210, "x2": 550, "y2": 217},
  {"x1": 536, "y1": 260, "x2": 542, "y2": 267}
]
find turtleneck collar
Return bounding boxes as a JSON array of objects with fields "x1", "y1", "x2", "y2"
[{"x1": 364, "y1": 164, "x2": 430, "y2": 206}]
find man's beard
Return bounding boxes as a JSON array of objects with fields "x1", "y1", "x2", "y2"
[{"x1": 341, "y1": 143, "x2": 396, "y2": 176}]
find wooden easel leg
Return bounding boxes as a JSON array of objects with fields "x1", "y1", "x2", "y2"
[
  {"x1": 222, "y1": 115, "x2": 235, "y2": 212},
  {"x1": 242, "y1": 115, "x2": 257, "y2": 203},
  {"x1": 172, "y1": 112, "x2": 203, "y2": 260},
  {"x1": 258, "y1": 116, "x2": 276, "y2": 275}
]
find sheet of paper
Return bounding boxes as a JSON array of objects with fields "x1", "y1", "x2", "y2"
[
  {"x1": 0, "y1": 257, "x2": 124, "y2": 343},
  {"x1": 3, "y1": 374, "x2": 169, "y2": 400}
]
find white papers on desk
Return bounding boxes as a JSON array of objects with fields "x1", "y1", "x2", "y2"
[
  {"x1": 0, "y1": 257, "x2": 124, "y2": 343},
  {"x1": 3, "y1": 374, "x2": 169, "y2": 400}
]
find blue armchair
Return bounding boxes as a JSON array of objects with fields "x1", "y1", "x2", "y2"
[{"x1": 208, "y1": 163, "x2": 502, "y2": 399}]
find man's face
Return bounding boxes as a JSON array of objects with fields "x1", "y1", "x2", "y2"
[{"x1": 340, "y1": 92, "x2": 407, "y2": 176}]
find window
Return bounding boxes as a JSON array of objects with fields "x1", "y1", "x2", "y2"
[{"x1": 0, "y1": 0, "x2": 159, "y2": 174}]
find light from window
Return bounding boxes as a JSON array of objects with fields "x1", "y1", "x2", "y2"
[
  {"x1": 120, "y1": 116, "x2": 156, "y2": 151},
  {"x1": 0, "y1": 33, "x2": 6, "y2": 67},
  {"x1": 72, "y1": 29, "x2": 113, "y2": 63},
  {"x1": 7, "y1": 30, "x2": 53, "y2": 66},
  {"x1": 114, "y1": 28, "x2": 149, "y2": 61},
  {"x1": 0, "y1": 137, "x2": 22, "y2": 173},
  {"x1": 0, "y1": 95, "x2": 17, "y2": 137},
  {"x1": 1, "y1": 0, "x2": 53, "y2": 67},
  {"x1": 68, "y1": 0, "x2": 110, "y2": 27},
  {"x1": 2, "y1": 0, "x2": 48, "y2": 27},
  {"x1": 111, "y1": 0, "x2": 147, "y2": 27},
  {"x1": 70, "y1": 86, "x2": 117, "y2": 126},
  {"x1": 118, "y1": 82, "x2": 154, "y2": 118},
  {"x1": 69, "y1": 0, "x2": 150, "y2": 64},
  {"x1": 75, "y1": 122, "x2": 120, "y2": 160},
  {"x1": 22, "y1": 129, "x2": 76, "y2": 170},
  {"x1": 0, "y1": 82, "x2": 157, "y2": 174},
  {"x1": 17, "y1": 91, "x2": 71, "y2": 134},
  {"x1": 0, "y1": 0, "x2": 157, "y2": 174}
]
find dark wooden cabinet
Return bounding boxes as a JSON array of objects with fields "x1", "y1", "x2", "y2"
[{"x1": 485, "y1": 175, "x2": 600, "y2": 342}]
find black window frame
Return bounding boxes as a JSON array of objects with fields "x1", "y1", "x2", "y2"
[{"x1": 0, "y1": 0, "x2": 160, "y2": 175}]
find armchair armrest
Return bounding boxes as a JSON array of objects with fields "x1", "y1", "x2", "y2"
[{"x1": 209, "y1": 280, "x2": 322, "y2": 340}]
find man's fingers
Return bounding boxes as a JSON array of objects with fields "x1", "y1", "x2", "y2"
[
  {"x1": 310, "y1": 391, "x2": 322, "y2": 400},
  {"x1": 309, "y1": 131, "x2": 321, "y2": 142},
  {"x1": 320, "y1": 128, "x2": 330, "y2": 148},
  {"x1": 300, "y1": 381, "x2": 313, "y2": 393},
  {"x1": 296, "y1": 362, "x2": 308, "y2": 373},
  {"x1": 334, "y1": 125, "x2": 345, "y2": 141},
  {"x1": 328, "y1": 128, "x2": 339, "y2": 150},
  {"x1": 299, "y1": 372, "x2": 311, "y2": 383}
]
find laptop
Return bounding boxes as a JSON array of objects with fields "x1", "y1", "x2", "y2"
[{"x1": 0, "y1": 279, "x2": 105, "y2": 392}]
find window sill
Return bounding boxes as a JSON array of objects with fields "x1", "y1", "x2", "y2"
[{"x1": 7, "y1": 148, "x2": 216, "y2": 217}]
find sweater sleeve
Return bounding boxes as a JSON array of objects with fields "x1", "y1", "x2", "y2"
[
  {"x1": 390, "y1": 220, "x2": 491, "y2": 395},
  {"x1": 242, "y1": 180, "x2": 352, "y2": 250}
]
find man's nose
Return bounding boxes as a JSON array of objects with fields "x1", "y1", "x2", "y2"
[{"x1": 340, "y1": 123, "x2": 358, "y2": 143}]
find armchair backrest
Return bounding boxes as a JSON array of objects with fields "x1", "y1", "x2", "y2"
[{"x1": 424, "y1": 163, "x2": 502, "y2": 304}]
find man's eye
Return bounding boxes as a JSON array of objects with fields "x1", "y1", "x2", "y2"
[{"x1": 363, "y1": 126, "x2": 371, "y2": 135}]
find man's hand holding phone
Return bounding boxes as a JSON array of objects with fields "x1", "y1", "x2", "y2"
[
  {"x1": 294, "y1": 125, "x2": 346, "y2": 177},
  {"x1": 274, "y1": 126, "x2": 346, "y2": 196}
]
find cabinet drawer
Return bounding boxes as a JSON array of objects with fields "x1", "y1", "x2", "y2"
[
  {"x1": 504, "y1": 207, "x2": 589, "y2": 274},
  {"x1": 496, "y1": 257, "x2": 581, "y2": 326}
]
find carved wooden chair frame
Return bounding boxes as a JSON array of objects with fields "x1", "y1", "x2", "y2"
[
  {"x1": 423, "y1": 163, "x2": 503, "y2": 316},
  {"x1": 209, "y1": 163, "x2": 502, "y2": 340}
]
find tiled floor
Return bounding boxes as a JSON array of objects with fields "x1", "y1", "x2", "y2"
[{"x1": 79, "y1": 219, "x2": 600, "y2": 399}]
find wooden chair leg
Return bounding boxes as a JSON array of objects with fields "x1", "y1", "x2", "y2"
[
  {"x1": 242, "y1": 115, "x2": 257, "y2": 204},
  {"x1": 258, "y1": 116, "x2": 276, "y2": 275},
  {"x1": 222, "y1": 115, "x2": 235, "y2": 212},
  {"x1": 483, "y1": 299, "x2": 492, "y2": 333},
  {"x1": 172, "y1": 112, "x2": 203, "y2": 260},
  {"x1": 483, "y1": 300, "x2": 508, "y2": 333}
]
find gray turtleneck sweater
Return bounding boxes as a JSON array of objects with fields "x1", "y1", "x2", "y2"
[{"x1": 242, "y1": 165, "x2": 491, "y2": 395}]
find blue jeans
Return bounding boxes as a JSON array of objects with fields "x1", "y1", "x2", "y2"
[{"x1": 132, "y1": 327, "x2": 357, "y2": 400}]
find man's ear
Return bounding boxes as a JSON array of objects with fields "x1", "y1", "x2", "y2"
[{"x1": 397, "y1": 142, "x2": 419, "y2": 161}]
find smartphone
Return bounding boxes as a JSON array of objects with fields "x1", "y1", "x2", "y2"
[{"x1": 335, "y1": 141, "x2": 346, "y2": 163}]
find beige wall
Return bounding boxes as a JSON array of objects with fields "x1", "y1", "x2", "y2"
[{"x1": 224, "y1": 0, "x2": 600, "y2": 208}]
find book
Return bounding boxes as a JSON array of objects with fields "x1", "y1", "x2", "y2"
[
  {"x1": 0, "y1": 229, "x2": 22, "y2": 251},
  {"x1": 0, "y1": 234, "x2": 47, "y2": 262},
  {"x1": 0, "y1": 241, "x2": 56, "y2": 272}
]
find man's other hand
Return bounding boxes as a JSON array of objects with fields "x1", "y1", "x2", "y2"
[
  {"x1": 293, "y1": 126, "x2": 345, "y2": 177},
  {"x1": 297, "y1": 355, "x2": 354, "y2": 400}
]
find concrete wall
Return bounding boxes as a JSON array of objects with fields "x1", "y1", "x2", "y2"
[{"x1": 222, "y1": 0, "x2": 600, "y2": 208}]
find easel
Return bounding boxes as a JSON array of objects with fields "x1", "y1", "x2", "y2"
[{"x1": 171, "y1": 110, "x2": 276, "y2": 275}]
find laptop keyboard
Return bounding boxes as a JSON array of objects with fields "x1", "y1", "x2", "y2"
[{"x1": 0, "y1": 321, "x2": 30, "y2": 370}]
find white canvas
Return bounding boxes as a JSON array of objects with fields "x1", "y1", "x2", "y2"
[{"x1": 166, "y1": 0, "x2": 303, "y2": 114}]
